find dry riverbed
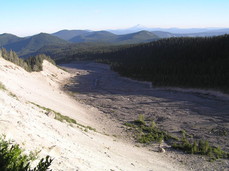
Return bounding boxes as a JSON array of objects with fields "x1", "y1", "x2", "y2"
[{"x1": 62, "y1": 62, "x2": 229, "y2": 171}]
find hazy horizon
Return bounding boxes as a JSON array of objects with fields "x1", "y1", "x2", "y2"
[
  {"x1": 1, "y1": 0, "x2": 229, "y2": 36},
  {"x1": 1, "y1": 26, "x2": 229, "y2": 37}
]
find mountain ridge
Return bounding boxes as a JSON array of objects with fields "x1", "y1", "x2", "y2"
[
  {"x1": 70, "y1": 30, "x2": 159, "y2": 44},
  {"x1": 52, "y1": 29, "x2": 91, "y2": 40},
  {"x1": 4, "y1": 33, "x2": 68, "y2": 56},
  {"x1": 70, "y1": 31, "x2": 117, "y2": 43},
  {"x1": 0, "y1": 33, "x2": 23, "y2": 47},
  {"x1": 1, "y1": 27, "x2": 229, "y2": 57}
]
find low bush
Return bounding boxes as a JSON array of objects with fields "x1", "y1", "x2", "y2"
[
  {"x1": 125, "y1": 115, "x2": 229, "y2": 160},
  {"x1": 0, "y1": 135, "x2": 53, "y2": 171},
  {"x1": 125, "y1": 115, "x2": 176, "y2": 144},
  {"x1": 172, "y1": 139, "x2": 229, "y2": 160}
]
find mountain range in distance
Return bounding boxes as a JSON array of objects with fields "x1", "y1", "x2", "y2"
[
  {"x1": 1, "y1": 33, "x2": 68, "y2": 56},
  {"x1": 52, "y1": 30, "x2": 159, "y2": 43},
  {"x1": 1, "y1": 26, "x2": 229, "y2": 57},
  {"x1": 51, "y1": 26, "x2": 229, "y2": 41},
  {"x1": 108, "y1": 24, "x2": 229, "y2": 35},
  {"x1": 0, "y1": 30, "x2": 160, "y2": 56}
]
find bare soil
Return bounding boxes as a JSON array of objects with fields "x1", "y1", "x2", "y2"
[{"x1": 62, "y1": 61, "x2": 229, "y2": 171}]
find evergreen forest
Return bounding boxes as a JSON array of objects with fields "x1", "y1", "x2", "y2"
[{"x1": 55, "y1": 35, "x2": 229, "y2": 92}]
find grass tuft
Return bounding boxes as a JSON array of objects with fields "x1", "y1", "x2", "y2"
[
  {"x1": 30, "y1": 102, "x2": 77, "y2": 124},
  {"x1": 30, "y1": 102, "x2": 96, "y2": 132},
  {"x1": 0, "y1": 82, "x2": 18, "y2": 99},
  {"x1": 0, "y1": 82, "x2": 6, "y2": 91}
]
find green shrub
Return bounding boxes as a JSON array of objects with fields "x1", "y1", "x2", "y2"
[
  {"x1": 125, "y1": 116, "x2": 229, "y2": 161},
  {"x1": 54, "y1": 112, "x2": 77, "y2": 124},
  {"x1": 124, "y1": 122, "x2": 136, "y2": 128},
  {"x1": 172, "y1": 138, "x2": 229, "y2": 160},
  {"x1": 124, "y1": 117, "x2": 175, "y2": 144},
  {"x1": 0, "y1": 135, "x2": 53, "y2": 171},
  {"x1": 86, "y1": 126, "x2": 96, "y2": 131},
  {"x1": 150, "y1": 121, "x2": 156, "y2": 129},
  {"x1": 133, "y1": 114, "x2": 146, "y2": 126}
]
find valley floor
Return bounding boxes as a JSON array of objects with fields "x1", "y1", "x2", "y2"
[
  {"x1": 62, "y1": 62, "x2": 229, "y2": 171},
  {"x1": 0, "y1": 57, "x2": 188, "y2": 171}
]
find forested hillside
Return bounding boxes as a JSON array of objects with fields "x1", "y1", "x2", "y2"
[
  {"x1": 34, "y1": 42, "x2": 135, "y2": 62},
  {"x1": 56, "y1": 35, "x2": 229, "y2": 92},
  {"x1": 0, "y1": 48, "x2": 55, "y2": 72},
  {"x1": 4, "y1": 33, "x2": 68, "y2": 56},
  {"x1": 0, "y1": 33, "x2": 23, "y2": 46},
  {"x1": 97, "y1": 35, "x2": 229, "y2": 92}
]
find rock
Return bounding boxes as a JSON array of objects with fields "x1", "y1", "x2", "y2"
[
  {"x1": 46, "y1": 111, "x2": 55, "y2": 119},
  {"x1": 158, "y1": 147, "x2": 166, "y2": 153}
]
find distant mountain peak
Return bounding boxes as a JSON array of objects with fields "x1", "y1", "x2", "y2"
[
  {"x1": 131, "y1": 24, "x2": 147, "y2": 29},
  {"x1": 52, "y1": 30, "x2": 91, "y2": 40},
  {"x1": 36, "y1": 32, "x2": 49, "y2": 36},
  {"x1": 108, "y1": 25, "x2": 150, "y2": 35}
]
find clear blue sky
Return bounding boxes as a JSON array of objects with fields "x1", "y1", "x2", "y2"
[{"x1": 1, "y1": 0, "x2": 229, "y2": 36}]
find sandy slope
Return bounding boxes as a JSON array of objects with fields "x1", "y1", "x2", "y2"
[{"x1": 0, "y1": 57, "x2": 186, "y2": 171}]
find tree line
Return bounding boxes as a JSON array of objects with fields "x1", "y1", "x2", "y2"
[{"x1": 0, "y1": 48, "x2": 55, "y2": 72}]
